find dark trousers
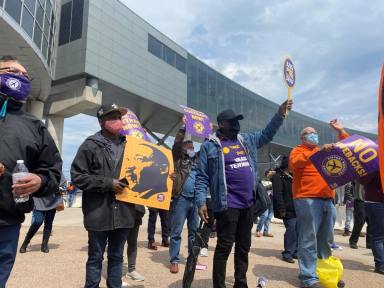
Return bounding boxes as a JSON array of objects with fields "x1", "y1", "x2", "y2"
[
  {"x1": 85, "y1": 228, "x2": 129, "y2": 288},
  {"x1": 213, "y1": 207, "x2": 254, "y2": 288},
  {"x1": 350, "y1": 200, "x2": 367, "y2": 245},
  {"x1": 0, "y1": 224, "x2": 21, "y2": 288},
  {"x1": 365, "y1": 202, "x2": 384, "y2": 269},
  {"x1": 147, "y1": 208, "x2": 169, "y2": 242},
  {"x1": 282, "y1": 218, "x2": 298, "y2": 260},
  {"x1": 27, "y1": 209, "x2": 56, "y2": 239},
  {"x1": 126, "y1": 224, "x2": 140, "y2": 272}
]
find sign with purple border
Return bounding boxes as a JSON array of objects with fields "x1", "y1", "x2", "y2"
[
  {"x1": 121, "y1": 109, "x2": 151, "y2": 142},
  {"x1": 310, "y1": 135, "x2": 379, "y2": 189},
  {"x1": 283, "y1": 58, "x2": 295, "y2": 88},
  {"x1": 180, "y1": 105, "x2": 213, "y2": 138}
]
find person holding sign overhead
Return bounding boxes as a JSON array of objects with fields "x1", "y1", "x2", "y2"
[
  {"x1": 195, "y1": 100, "x2": 292, "y2": 288},
  {"x1": 71, "y1": 103, "x2": 135, "y2": 288},
  {"x1": 289, "y1": 119, "x2": 348, "y2": 288}
]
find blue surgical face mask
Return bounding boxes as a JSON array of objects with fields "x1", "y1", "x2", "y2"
[{"x1": 304, "y1": 133, "x2": 319, "y2": 145}]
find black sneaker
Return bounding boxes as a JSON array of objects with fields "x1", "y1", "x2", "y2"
[
  {"x1": 375, "y1": 267, "x2": 384, "y2": 275},
  {"x1": 349, "y1": 242, "x2": 358, "y2": 249},
  {"x1": 338, "y1": 280, "x2": 346, "y2": 288},
  {"x1": 282, "y1": 257, "x2": 295, "y2": 264},
  {"x1": 342, "y1": 230, "x2": 351, "y2": 236}
]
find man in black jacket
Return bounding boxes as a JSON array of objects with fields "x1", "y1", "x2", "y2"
[
  {"x1": 71, "y1": 103, "x2": 136, "y2": 288},
  {"x1": 0, "y1": 56, "x2": 62, "y2": 287},
  {"x1": 271, "y1": 156, "x2": 297, "y2": 264}
]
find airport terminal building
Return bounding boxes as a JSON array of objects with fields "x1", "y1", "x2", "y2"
[{"x1": 0, "y1": 0, "x2": 376, "y2": 172}]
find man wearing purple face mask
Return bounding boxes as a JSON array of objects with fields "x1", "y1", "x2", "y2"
[
  {"x1": 71, "y1": 103, "x2": 136, "y2": 288},
  {"x1": 0, "y1": 55, "x2": 62, "y2": 286}
]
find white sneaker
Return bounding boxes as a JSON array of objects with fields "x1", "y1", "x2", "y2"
[
  {"x1": 122, "y1": 281, "x2": 130, "y2": 287},
  {"x1": 126, "y1": 270, "x2": 145, "y2": 282},
  {"x1": 199, "y1": 248, "x2": 209, "y2": 257}
]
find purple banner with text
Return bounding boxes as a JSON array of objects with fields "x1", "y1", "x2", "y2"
[
  {"x1": 180, "y1": 105, "x2": 213, "y2": 138},
  {"x1": 310, "y1": 135, "x2": 379, "y2": 189},
  {"x1": 121, "y1": 109, "x2": 151, "y2": 142}
]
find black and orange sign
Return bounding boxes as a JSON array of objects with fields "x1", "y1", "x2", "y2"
[{"x1": 116, "y1": 136, "x2": 174, "y2": 210}]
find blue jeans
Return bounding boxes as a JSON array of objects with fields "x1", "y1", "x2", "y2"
[
  {"x1": 294, "y1": 198, "x2": 336, "y2": 287},
  {"x1": 0, "y1": 224, "x2": 21, "y2": 288},
  {"x1": 29, "y1": 209, "x2": 56, "y2": 237},
  {"x1": 85, "y1": 228, "x2": 129, "y2": 288},
  {"x1": 345, "y1": 207, "x2": 353, "y2": 231},
  {"x1": 256, "y1": 201, "x2": 273, "y2": 233},
  {"x1": 365, "y1": 202, "x2": 384, "y2": 269},
  {"x1": 169, "y1": 196, "x2": 199, "y2": 264},
  {"x1": 282, "y1": 218, "x2": 298, "y2": 260}
]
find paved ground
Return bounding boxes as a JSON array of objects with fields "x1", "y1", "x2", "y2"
[{"x1": 7, "y1": 208, "x2": 383, "y2": 288}]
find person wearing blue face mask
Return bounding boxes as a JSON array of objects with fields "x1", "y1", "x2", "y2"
[
  {"x1": 0, "y1": 55, "x2": 62, "y2": 286},
  {"x1": 169, "y1": 126, "x2": 199, "y2": 274},
  {"x1": 289, "y1": 119, "x2": 349, "y2": 288}
]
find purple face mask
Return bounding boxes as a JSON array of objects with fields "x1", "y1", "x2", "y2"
[{"x1": 0, "y1": 73, "x2": 31, "y2": 102}]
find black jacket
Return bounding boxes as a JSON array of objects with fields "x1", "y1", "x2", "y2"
[
  {"x1": 71, "y1": 132, "x2": 136, "y2": 231},
  {"x1": 0, "y1": 100, "x2": 62, "y2": 226},
  {"x1": 272, "y1": 169, "x2": 295, "y2": 219}
]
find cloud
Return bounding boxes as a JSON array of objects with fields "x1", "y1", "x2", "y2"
[
  {"x1": 62, "y1": 0, "x2": 383, "y2": 178},
  {"x1": 121, "y1": 0, "x2": 384, "y2": 133}
]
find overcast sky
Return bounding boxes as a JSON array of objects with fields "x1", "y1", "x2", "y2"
[{"x1": 62, "y1": 0, "x2": 384, "y2": 177}]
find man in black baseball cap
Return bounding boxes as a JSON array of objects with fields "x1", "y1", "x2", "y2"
[
  {"x1": 71, "y1": 103, "x2": 134, "y2": 288},
  {"x1": 195, "y1": 100, "x2": 292, "y2": 287},
  {"x1": 97, "y1": 103, "x2": 128, "y2": 119}
]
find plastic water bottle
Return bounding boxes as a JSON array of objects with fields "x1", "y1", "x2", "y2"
[
  {"x1": 12, "y1": 160, "x2": 29, "y2": 203},
  {"x1": 257, "y1": 276, "x2": 266, "y2": 288}
]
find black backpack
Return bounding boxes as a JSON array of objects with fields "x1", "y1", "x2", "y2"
[{"x1": 253, "y1": 181, "x2": 272, "y2": 219}]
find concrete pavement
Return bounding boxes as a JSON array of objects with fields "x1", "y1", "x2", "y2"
[{"x1": 7, "y1": 208, "x2": 383, "y2": 287}]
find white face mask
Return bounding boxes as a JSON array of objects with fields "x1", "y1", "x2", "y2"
[{"x1": 185, "y1": 149, "x2": 196, "y2": 158}]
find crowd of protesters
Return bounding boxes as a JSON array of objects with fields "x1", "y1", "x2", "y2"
[{"x1": 1, "y1": 54, "x2": 383, "y2": 288}]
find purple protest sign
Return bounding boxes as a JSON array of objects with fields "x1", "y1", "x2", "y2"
[
  {"x1": 310, "y1": 135, "x2": 379, "y2": 189},
  {"x1": 180, "y1": 105, "x2": 213, "y2": 138},
  {"x1": 121, "y1": 109, "x2": 151, "y2": 142},
  {"x1": 283, "y1": 58, "x2": 295, "y2": 88}
]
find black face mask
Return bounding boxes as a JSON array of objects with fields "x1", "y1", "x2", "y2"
[{"x1": 229, "y1": 119, "x2": 240, "y2": 133}]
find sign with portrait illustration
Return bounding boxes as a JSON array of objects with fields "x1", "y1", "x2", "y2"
[
  {"x1": 180, "y1": 105, "x2": 213, "y2": 138},
  {"x1": 116, "y1": 136, "x2": 174, "y2": 210},
  {"x1": 310, "y1": 135, "x2": 379, "y2": 189},
  {"x1": 120, "y1": 109, "x2": 151, "y2": 142}
]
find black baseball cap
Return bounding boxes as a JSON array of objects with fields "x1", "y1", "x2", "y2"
[
  {"x1": 217, "y1": 109, "x2": 244, "y2": 123},
  {"x1": 97, "y1": 103, "x2": 128, "y2": 119}
]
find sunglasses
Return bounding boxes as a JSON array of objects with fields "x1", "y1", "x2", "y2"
[{"x1": 0, "y1": 66, "x2": 33, "y2": 81}]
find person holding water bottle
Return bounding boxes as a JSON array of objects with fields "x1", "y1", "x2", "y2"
[{"x1": 0, "y1": 55, "x2": 62, "y2": 287}]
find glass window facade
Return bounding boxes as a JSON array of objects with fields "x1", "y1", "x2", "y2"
[
  {"x1": 5, "y1": 0, "x2": 22, "y2": 23},
  {"x1": 24, "y1": 0, "x2": 35, "y2": 13},
  {"x1": 21, "y1": 6, "x2": 34, "y2": 37},
  {"x1": 58, "y1": 2, "x2": 72, "y2": 45},
  {"x1": 0, "y1": 0, "x2": 56, "y2": 68},
  {"x1": 70, "y1": 0, "x2": 83, "y2": 42},
  {"x1": 148, "y1": 34, "x2": 187, "y2": 74},
  {"x1": 187, "y1": 55, "x2": 343, "y2": 149},
  {"x1": 58, "y1": 0, "x2": 84, "y2": 46}
]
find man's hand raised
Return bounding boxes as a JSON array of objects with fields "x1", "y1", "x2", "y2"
[
  {"x1": 329, "y1": 119, "x2": 346, "y2": 134},
  {"x1": 278, "y1": 100, "x2": 293, "y2": 117}
]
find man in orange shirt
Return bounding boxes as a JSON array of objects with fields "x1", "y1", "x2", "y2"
[{"x1": 289, "y1": 119, "x2": 348, "y2": 288}]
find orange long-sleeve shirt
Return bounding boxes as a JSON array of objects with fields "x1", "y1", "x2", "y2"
[{"x1": 289, "y1": 132, "x2": 350, "y2": 199}]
